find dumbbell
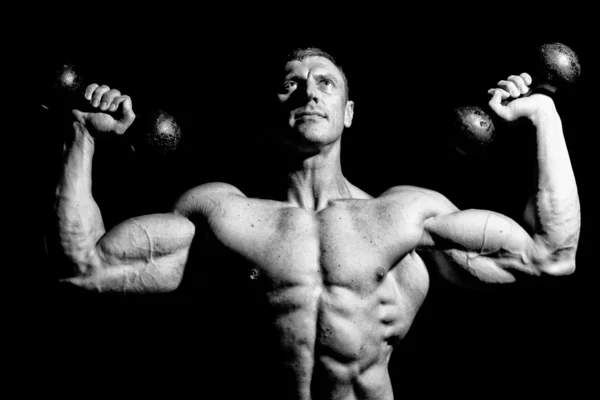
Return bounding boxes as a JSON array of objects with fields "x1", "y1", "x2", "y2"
[
  {"x1": 41, "y1": 61, "x2": 183, "y2": 158},
  {"x1": 448, "y1": 42, "x2": 581, "y2": 156}
]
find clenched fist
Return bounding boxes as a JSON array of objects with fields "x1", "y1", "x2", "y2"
[
  {"x1": 487, "y1": 73, "x2": 557, "y2": 123},
  {"x1": 72, "y1": 84, "x2": 136, "y2": 135}
]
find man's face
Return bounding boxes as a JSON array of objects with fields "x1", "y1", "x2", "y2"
[{"x1": 276, "y1": 56, "x2": 354, "y2": 150}]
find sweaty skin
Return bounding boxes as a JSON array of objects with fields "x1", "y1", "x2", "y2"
[{"x1": 54, "y1": 55, "x2": 580, "y2": 400}]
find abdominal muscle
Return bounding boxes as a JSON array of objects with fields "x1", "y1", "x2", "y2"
[
  {"x1": 263, "y1": 269, "x2": 423, "y2": 400},
  {"x1": 207, "y1": 196, "x2": 430, "y2": 399}
]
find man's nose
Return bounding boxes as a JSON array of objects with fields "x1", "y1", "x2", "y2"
[{"x1": 302, "y1": 80, "x2": 320, "y2": 103}]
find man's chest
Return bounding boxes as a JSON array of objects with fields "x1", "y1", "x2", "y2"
[{"x1": 208, "y1": 198, "x2": 424, "y2": 290}]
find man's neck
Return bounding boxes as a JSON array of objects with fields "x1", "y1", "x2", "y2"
[{"x1": 282, "y1": 140, "x2": 352, "y2": 212}]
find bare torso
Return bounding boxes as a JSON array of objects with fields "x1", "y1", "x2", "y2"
[{"x1": 191, "y1": 185, "x2": 431, "y2": 400}]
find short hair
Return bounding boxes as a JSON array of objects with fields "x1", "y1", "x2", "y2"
[{"x1": 283, "y1": 47, "x2": 351, "y2": 101}]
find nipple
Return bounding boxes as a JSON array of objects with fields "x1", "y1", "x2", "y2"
[{"x1": 249, "y1": 268, "x2": 260, "y2": 281}]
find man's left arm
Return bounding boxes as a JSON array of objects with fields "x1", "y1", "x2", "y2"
[{"x1": 418, "y1": 73, "x2": 580, "y2": 284}]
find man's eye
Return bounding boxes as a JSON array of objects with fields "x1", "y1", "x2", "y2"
[
  {"x1": 320, "y1": 78, "x2": 335, "y2": 87},
  {"x1": 283, "y1": 81, "x2": 297, "y2": 90}
]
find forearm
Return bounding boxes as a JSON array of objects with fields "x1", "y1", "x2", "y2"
[
  {"x1": 55, "y1": 123, "x2": 105, "y2": 273},
  {"x1": 530, "y1": 99, "x2": 580, "y2": 270}
]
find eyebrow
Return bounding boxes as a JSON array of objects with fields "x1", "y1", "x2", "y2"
[
  {"x1": 283, "y1": 71, "x2": 340, "y2": 84},
  {"x1": 314, "y1": 72, "x2": 338, "y2": 83}
]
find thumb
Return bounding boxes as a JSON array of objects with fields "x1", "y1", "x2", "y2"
[
  {"x1": 120, "y1": 96, "x2": 136, "y2": 125},
  {"x1": 72, "y1": 109, "x2": 88, "y2": 124}
]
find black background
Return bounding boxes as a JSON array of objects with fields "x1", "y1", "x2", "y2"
[{"x1": 13, "y1": 8, "x2": 597, "y2": 398}]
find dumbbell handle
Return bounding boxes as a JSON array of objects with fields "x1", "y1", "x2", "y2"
[{"x1": 496, "y1": 78, "x2": 569, "y2": 110}]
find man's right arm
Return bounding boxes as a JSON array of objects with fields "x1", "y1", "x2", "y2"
[{"x1": 55, "y1": 86, "x2": 195, "y2": 293}]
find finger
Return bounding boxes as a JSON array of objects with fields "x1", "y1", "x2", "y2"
[
  {"x1": 113, "y1": 95, "x2": 136, "y2": 123},
  {"x1": 488, "y1": 89, "x2": 507, "y2": 118},
  {"x1": 111, "y1": 95, "x2": 128, "y2": 110},
  {"x1": 84, "y1": 83, "x2": 99, "y2": 101},
  {"x1": 100, "y1": 89, "x2": 121, "y2": 111},
  {"x1": 108, "y1": 92, "x2": 125, "y2": 112},
  {"x1": 487, "y1": 88, "x2": 510, "y2": 101},
  {"x1": 507, "y1": 75, "x2": 529, "y2": 95},
  {"x1": 497, "y1": 80, "x2": 520, "y2": 97},
  {"x1": 520, "y1": 72, "x2": 532, "y2": 86},
  {"x1": 72, "y1": 109, "x2": 86, "y2": 123},
  {"x1": 91, "y1": 85, "x2": 111, "y2": 108}
]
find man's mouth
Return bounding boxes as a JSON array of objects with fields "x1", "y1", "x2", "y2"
[{"x1": 295, "y1": 111, "x2": 326, "y2": 119}]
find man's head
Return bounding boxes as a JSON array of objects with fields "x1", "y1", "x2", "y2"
[
  {"x1": 285, "y1": 48, "x2": 351, "y2": 101},
  {"x1": 273, "y1": 47, "x2": 354, "y2": 154}
]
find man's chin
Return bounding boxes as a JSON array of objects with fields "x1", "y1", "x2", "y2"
[
  {"x1": 274, "y1": 129, "x2": 330, "y2": 156},
  {"x1": 295, "y1": 123, "x2": 339, "y2": 142}
]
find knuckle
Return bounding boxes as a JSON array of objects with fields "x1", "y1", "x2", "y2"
[
  {"x1": 85, "y1": 84, "x2": 98, "y2": 98},
  {"x1": 93, "y1": 86, "x2": 109, "y2": 98},
  {"x1": 103, "y1": 89, "x2": 119, "y2": 100}
]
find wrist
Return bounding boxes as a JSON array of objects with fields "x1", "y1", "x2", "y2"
[
  {"x1": 70, "y1": 122, "x2": 96, "y2": 149},
  {"x1": 528, "y1": 96, "x2": 560, "y2": 127}
]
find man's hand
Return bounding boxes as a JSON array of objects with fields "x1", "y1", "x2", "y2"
[
  {"x1": 72, "y1": 84, "x2": 136, "y2": 135},
  {"x1": 487, "y1": 73, "x2": 556, "y2": 123}
]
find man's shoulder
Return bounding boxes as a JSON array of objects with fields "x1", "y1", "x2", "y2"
[
  {"x1": 379, "y1": 185, "x2": 443, "y2": 201},
  {"x1": 185, "y1": 182, "x2": 247, "y2": 198},
  {"x1": 379, "y1": 185, "x2": 458, "y2": 217},
  {"x1": 173, "y1": 182, "x2": 247, "y2": 217}
]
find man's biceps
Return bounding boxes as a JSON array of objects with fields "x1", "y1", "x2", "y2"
[
  {"x1": 97, "y1": 215, "x2": 195, "y2": 266},
  {"x1": 432, "y1": 249, "x2": 518, "y2": 286},
  {"x1": 425, "y1": 210, "x2": 527, "y2": 255}
]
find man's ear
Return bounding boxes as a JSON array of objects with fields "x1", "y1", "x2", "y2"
[{"x1": 344, "y1": 100, "x2": 354, "y2": 128}]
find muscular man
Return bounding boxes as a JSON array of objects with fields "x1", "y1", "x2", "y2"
[{"x1": 54, "y1": 48, "x2": 580, "y2": 399}]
